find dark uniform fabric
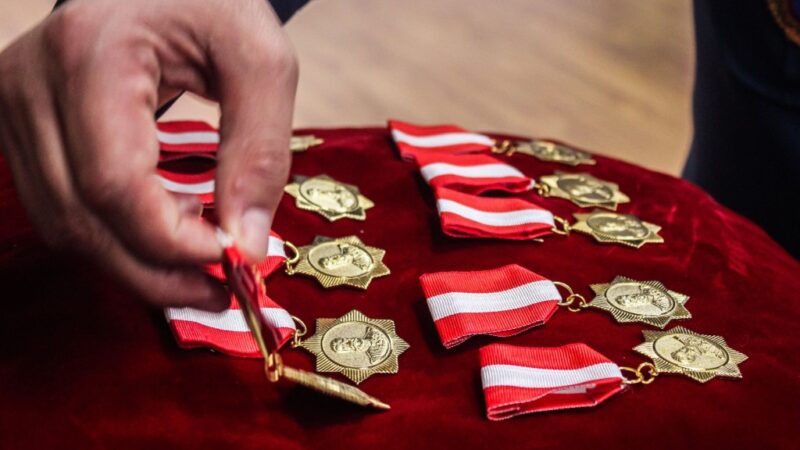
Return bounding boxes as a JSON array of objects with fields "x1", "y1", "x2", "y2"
[{"x1": 686, "y1": 0, "x2": 800, "y2": 259}]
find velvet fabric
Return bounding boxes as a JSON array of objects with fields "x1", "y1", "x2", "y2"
[{"x1": 0, "y1": 127, "x2": 798, "y2": 449}]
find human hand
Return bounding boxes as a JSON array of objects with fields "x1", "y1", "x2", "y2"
[{"x1": 0, "y1": 0, "x2": 298, "y2": 310}]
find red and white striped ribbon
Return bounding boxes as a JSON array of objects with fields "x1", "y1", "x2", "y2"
[
  {"x1": 157, "y1": 121, "x2": 219, "y2": 161},
  {"x1": 205, "y1": 231, "x2": 287, "y2": 281},
  {"x1": 156, "y1": 168, "x2": 216, "y2": 206},
  {"x1": 480, "y1": 343, "x2": 625, "y2": 420},
  {"x1": 419, "y1": 265, "x2": 560, "y2": 348},
  {"x1": 165, "y1": 231, "x2": 294, "y2": 357},
  {"x1": 434, "y1": 187, "x2": 555, "y2": 240},
  {"x1": 165, "y1": 291, "x2": 296, "y2": 358},
  {"x1": 415, "y1": 153, "x2": 533, "y2": 195},
  {"x1": 388, "y1": 120, "x2": 495, "y2": 161}
]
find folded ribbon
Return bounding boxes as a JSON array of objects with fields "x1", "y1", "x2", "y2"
[
  {"x1": 388, "y1": 120, "x2": 495, "y2": 161},
  {"x1": 420, "y1": 264, "x2": 561, "y2": 348},
  {"x1": 164, "y1": 231, "x2": 295, "y2": 357},
  {"x1": 157, "y1": 120, "x2": 219, "y2": 162},
  {"x1": 156, "y1": 168, "x2": 216, "y2": 206},
  {"x1": 434, "y1": 187, "x2": 555, "y2": 240},
  {"x1": 415, "y1": 152, "x2": 532, "y2": 195},
  {"x1": 480, "y1": 343, "x2": 625, "y2": 420}
]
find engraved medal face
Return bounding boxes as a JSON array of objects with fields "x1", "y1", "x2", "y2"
[
  {"x1": 539, "y1": 172, "x2": 629, "y2": 209},
  {"x1": 590, "y1": 276, "x2": 690, "y2": 328},
  {"x1": 286, "y1": 235, "x2": 389, "y2": 289},
  {"x1": 285, "y1": 175, "x2": 374, "y2": 221},
  {"x1": 290, "y1": 135, "x2": 324, "y2": 152},
  {"x1": 513, "y1": 140, "x2": 596, "y2": 166},
  {"x1": 634, "y1": 327, "x2": 747, "y2": 382},
  {"x1": 300, "y1": 310, "x2": 410, "y2": 384},
  {"x1": 572, "y1": 211, "x2": 664, "y2": 248}
]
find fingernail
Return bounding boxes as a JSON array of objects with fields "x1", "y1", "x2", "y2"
[{"x1": 239, "y1": 208, "x2": 272, "y2": 260}]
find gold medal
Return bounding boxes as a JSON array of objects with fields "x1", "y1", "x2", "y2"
[
  {"x1": 284, "y1": 175, "x2": 374, "y2": 221},
  {"x1": 589, "y1": 276, "x2": 690, "y2": 328},
  {"x1": 511, "y1": 140, "x2": 596, "y2": 166},
  {"x1": 572, "y1": 210, "x2": 664, "y2": 248},
  {"x1": 299, "y1": 310, "x2": 410, "y2": 384},
  {"x1": 284, "y1": 235, "x2": 390, "y2": 289},
  {"x1": 537, "y1": 172, "x2": 629, "y2": 210},
  {"x1": 634, "y1": 327, "x2": 747, "y2": 383},
  {"x1": 290, "y1": 135, "x2": 324, "y2": 152}
]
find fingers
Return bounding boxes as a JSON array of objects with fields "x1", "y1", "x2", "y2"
[
  {"x1": 208, "y1": 0, "x2": 299, "y2": 261},
  {"x1": 56, "y1": 40, "x2": 222, "y2": 265}
]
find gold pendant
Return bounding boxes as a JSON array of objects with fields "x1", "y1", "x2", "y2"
[
  {"x1": 589, "y1": 276, "x2": 690, "y2": 328},
  {"x1": 512, "y1": 140, "x2": 596, "y2": 166},
  {"x1": 290, "y1": 135, "x2": 324, "y2": 152},
  {"x1": 284, "y1": 235, "x2": 390, "y2": 289},
  {"x1": 634, "y1": 327, "x2": 747, "y2": 383},
  {"x1": 299, "y1": 310, "x2": 410, "y2": 384},
  {"x1": 267, "y1": 353, "x2": 390, "y2": 410},
  {"x1": 284, "y1": 175, "x2": 374, "y2": 221},
  {"x1": 538, "y1": 172, "x2": 629, "y2": 210},
  {"x1": 572, "y1": 210, "x2": 664, "y2": 248}
]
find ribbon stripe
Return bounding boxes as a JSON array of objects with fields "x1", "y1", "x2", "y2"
[
  {"x1": 388, "y1": 120, "x2": 495, "y2": 161},
  {"x1": 416, "y1": 153, "x2": 532, "y2": 194},
  {"x1": 435, "y1": 187, "x2": 555, "y2": 240},
  {"x1": 166, "y1": 231, "x2": 295, "y2": 357},
  {"x1": 420, "y1": 265, "x2": 560, "y2": 348},
  {"x1": 480, "y1": 343, "x2": 625, "y2": 420}
]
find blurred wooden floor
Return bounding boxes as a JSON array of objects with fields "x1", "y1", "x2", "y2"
[{"x1": 0, "y1": 0, "x2": 694, "y2": 174}]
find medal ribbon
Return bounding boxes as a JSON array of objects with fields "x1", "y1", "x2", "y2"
[
  {"x1": 415, "y1": 152, "x2": 533, "y2": 195},
  {"x1": 157, "y1": 120, "x2": 219, "y2": 162},
  {"x1": 435, "y1": 187, "x2": 555, "y2": 240},
  {"x1": 156, "y1": 167, "x2": 216, "y2": 206},
  {"x1": 165, "y1": 231, "x2": 295, "y2": 357},
  {"x1": 388, "y1": 120, "x2": 495, "y2": 161},
  {"x1": 419, "y1": 264, "x2": 560, "y2": 348},
  {"x1": 480, "y1": 343, "x2": 625, "y2": 420}
]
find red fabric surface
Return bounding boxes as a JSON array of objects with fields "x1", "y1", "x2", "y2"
[{"x1": 0, "y1": 127, "x2": 798, "y2": 449}]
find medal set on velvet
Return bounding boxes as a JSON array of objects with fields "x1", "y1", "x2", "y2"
[
  {"x1": 158, "y1": 121, "x2": 407, "y2": 409},
  {"x1": 389, "y1": 120, "x2": 663, "y2": 248},
  {"x1": 388, "y1": 120, "x2": 747, "y2": 420}
]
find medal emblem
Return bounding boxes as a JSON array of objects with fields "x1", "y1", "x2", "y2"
[
  {"x1": 300, "y1": 310, "x2": 410, "y2": 384},
  {"x1": 572, "y1": 211, "x2": 664, "y2": 248},
  {"x1": 284, "y1": 235, "x2": 390, "y2": 289},
  {"x1": 634, "y1": 327, "x2": 747, "y2": 383},
  {"x1": 589, "y1": 276, "x2": 690, "y2": 328},
  {"x1": 285, "y1": 175, "x2": 374, "y2": 221},
  {"x1": 538, "y1": 172, "x2": 629, "y2": 209},
  {"x1": 290, "y1": 135, "x2": 324, "y2": 152},
  {"x1": 512, "y1": 140, "x2": 596, "y2": 166}
]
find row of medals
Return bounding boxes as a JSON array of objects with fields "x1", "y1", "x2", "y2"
[{"x1": 275, "y1": 137, "x2": 746, "y2": 407}]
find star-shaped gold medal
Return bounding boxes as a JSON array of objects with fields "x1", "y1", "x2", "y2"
[
  {"x1": 572, "y1": 210, "x2": 664, "y2": 248},
  {"x1": 290, "y1": 135, "x2": 324, "y2": 152},
  {"x1": 589, "y1": 276, "x2": 690, "y2": 328},
  {"x1": 634, "y1": 327, "x2": 747, "y2": 383},
  {"x1": 538, "y1": 172, "x2": 629, "y2": 209},
  {"x1": 300, "y1": 310, "x2": 410, "y2": 384},
  {"x1": 512, "y1": 140, "x2": 596, "y2": 166},
  {"x1": 285, "y1": 235, "x2": 390, "y2": 289},
  {"x1": 284, "y1": 175, "x2": 374, "y2": 221}
]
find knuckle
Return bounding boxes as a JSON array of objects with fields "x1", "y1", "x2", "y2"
[{"x1": 44, "y1": 4, "x2": 92, "y2": 67}]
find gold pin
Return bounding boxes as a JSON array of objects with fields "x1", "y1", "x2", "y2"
[
  {"x1": 510, "y1": 140, "x2": 596, "y2": 166},
  {"x1": 290, "y1": 135, "x2": 324, "y2": 152},
  {"x1": 572, "y1": 210, "x2": 663, "y2": 248},
  {"x1": 284, "y1": 235, "x2": 390, "y2": 289},
  {"x1": 299, "y1": 310, "x2": 410, "y2": 384},
  {"x1": 633, "y1": 327, "x2": 747, "y2": 383},
  {"x1": 284, "y1": 175, "x2": 374, "y2": 222},
  {"x1": 589, "y1": 276, "x2": 690, "y2": 328},
  {"x1": 537, "y1": 172, "x2": 629, "y2": 210}
]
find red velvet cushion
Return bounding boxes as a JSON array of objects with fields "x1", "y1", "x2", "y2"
[{"x1": 0, "y1": 127, "x2": 798, "y2": 449}]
